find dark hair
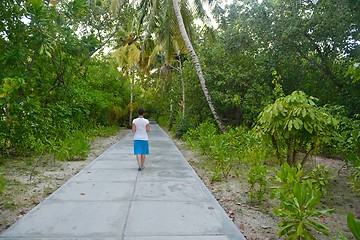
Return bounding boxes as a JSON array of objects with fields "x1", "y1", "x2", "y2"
[{"x1": 138, "y1": 107, "x2": 145, "y2": 115}]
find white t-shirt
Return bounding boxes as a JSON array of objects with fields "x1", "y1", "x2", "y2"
[{"x1": 132, "y1": 117, "x2": 149, "y2": 140}]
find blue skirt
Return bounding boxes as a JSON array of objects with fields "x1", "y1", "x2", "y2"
[{"x1": 134, "y1": 140, "x2": 149, "y2": 155}]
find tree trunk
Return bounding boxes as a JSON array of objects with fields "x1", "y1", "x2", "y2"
[
  {"x1": 271, "y1": 135, "x2": 283, "y2": 163},
  {"x1": 301, "y1": 144, "x2": 315, "y2": 166},
  {"x1": 178, "y1": 59, "x2": 185, "y2": 125},
  {"x1": 169, "y1": 102, "x2": 173, "y2": 131},
  {"x1": 172, "y1": 0, "x2": 227, "y2": 132},
  {"x1": 286, "y1": 141, "x2": 293, "y2": 166},
  {"x1": 129, "y1": 70, "x2": 134, "y2": 128}
]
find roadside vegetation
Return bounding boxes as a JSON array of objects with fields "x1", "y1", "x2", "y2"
[{"x1": 1, "y1": 0, "x2": 359, "y2": 238}]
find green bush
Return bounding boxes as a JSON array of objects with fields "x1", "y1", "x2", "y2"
[
  {"x1": 182, "y1": 121, "x2": 218, "y2": 154},
  {"x1": 274, "y1": 180, "x2": 333, "y2": 239},
  {"x1": 248, "y1": 164, "x2": 268, "y2": 203},
  {"x1": 208, "y1": 134, "x2": 234, "y2": 181},
  {"x1": 346, "y1": 153, "x2": 360, "y2": 196},
  {"x1": 183, "y1": 123, "x2": 272, "y2": 181},
  {"x1": 322, "y1": 105, "x2": 360, "y2": 157},
  {"x1": 321, "y1": 105, "x2": 360, "y2": 196},
  {"x1": 304, "y1": 164, "x2": 333, "y2": 193},
  {"x1": 256, "y1": 91, "x2": 338, "y2": 166},
  {"x1": 56, "y1": 131, "x2": 90, "y2": 161},
  {"x1": 272, "y1": 163, "x2": 333, "y2": 239},
  {"x1": 86, "y1": 125, "x2": 120, "y2": 138}
]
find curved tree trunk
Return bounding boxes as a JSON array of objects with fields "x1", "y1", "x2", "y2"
[
  {"x1": 178, "y1": 59, "x2": 185, "y2": 125},
  {"x1": 129, "y1": 70, "x2": 134, "y2": 128},
  {"x1": 172, "y1": 0, "x2": 227, "y2": 132}
]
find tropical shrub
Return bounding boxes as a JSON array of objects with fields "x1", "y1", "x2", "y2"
[
  {"x1": 208, "y1": 134, "x2": 235, "y2": 181},
  {"x1": 271, "y1": 163, "x2": 304, "y2": 198},
  {"x1": 183, "y1": 123, "x2": 260, "y2": 181},
  {"x1": 304, "y1": 164, "x2": 333, "y2": 193},
  {"x1": 174, "y1": 110, "x2": 191, "y2": 139},
  {"x1": 182, "y1": 121, "x2": 218, "y2": 155},
  {"x1": 320, "y1": 105, "x2": 360, "y2": 195},
  {"x1": 274, "y1": 179, "x2": 334, "y2": 239},
  {"x1": 183, "y1": 122, "x2": 233, "y2": 181},
  {"x1": 322, "y1": 105, "x2": 360, "y2": 157},
  {"x1": 346, "y1": 153, "x2": 360, "y2": 196},
  {"x1": 272, "y1": 163, "x2": 333, "y2": 239},
  {"x1": 56, "y1": 131, "x2": 90, "y2": 161},
  {"x1": 242, "y1": 139, "x2": 272, "y2": 167},
  {"x1": 86, "y1": 125, "x2": 120, "y2": 138},
  {"x1": 248, "y1": 164, "x2": 268, "y2": 203},
  {"x1": 256, "y1": 90, "x2": 338, "y2": 166}
]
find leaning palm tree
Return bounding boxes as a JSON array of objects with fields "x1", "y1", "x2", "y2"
[
  {"x1": 171, "y1": 0, "x2": 227, "y2": 132},
  {"x1": 137, "y1": 0, "x2": 227, "y2": 132}
]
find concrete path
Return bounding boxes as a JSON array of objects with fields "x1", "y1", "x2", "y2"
[{"x1": 0, "y1": 124, "x2": 245, "y2": 240}]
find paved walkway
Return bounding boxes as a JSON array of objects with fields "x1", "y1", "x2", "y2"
[{"x1": 0, "y1": 124, "x2": 245, "y2": 240}]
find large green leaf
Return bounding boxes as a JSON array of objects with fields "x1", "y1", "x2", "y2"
[
  {"x1": 29, "y1": 0, "x2": 42, "y2": 8},
  {"x1": 347, "y1": 213, "x2": 360, "y2": 240}
]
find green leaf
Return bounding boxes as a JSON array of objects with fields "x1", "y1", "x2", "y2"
[
  {"x1": 309, "y1": 110, "x2": 315, "y2": 120},
  {"x1": 29, "y1": 0, "x2": 42, "y2": 8},
  {"x1": 302, "y1": 230, "x2": 317, "y2": 240},
  {"x1": 293, "y1": 118, "x2": 300, "y2": 130},
  {"x1": 347, "y1": 212, "x2": 360, "y2": 240},
  {"x1": 337, "y1": 229, "x2": 351, "y2": 240},
  {"x1": 307, "y1": 218, "x2": 330, "y2": 235},
  {"x1": 277, "y1": 222, "x2": 296, "y2": 236},
  {"x1": 272, "y1": 105, "x2": 279, "y2": 116},
  {"x1": 296, "y1": 221, "x2": 304, "y2": 236},
  {"x1": 288, "y1": 119, "x2": 293, "y2": 131},
  {"x1": 302, "y1": 108, "x2": 307, "y2": 118},
  {"x1": 304, "y1": 122, "x2": 313, "y2": 133}
]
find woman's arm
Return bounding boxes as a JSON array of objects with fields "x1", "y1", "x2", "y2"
[
  {"x1": 146, "y1": 123, "x2": 150, "y2": 132},
  {"x1": 132, "y1": 123, "x2": 136, "y2": 132}
]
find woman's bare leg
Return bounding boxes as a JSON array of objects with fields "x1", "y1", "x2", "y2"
[
  {"x1": 136, "y1": 155, "x2": 142, "y2": 168},
  {"x1": 141, "y1": 154, "x2": 146, "y2": 166}
]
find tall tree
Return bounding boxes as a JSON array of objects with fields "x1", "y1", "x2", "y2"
[
  {"x1": 171, "y1": 0, "x2": 227, "y2": 132},
  {"x1": 224, "y1": 0, "x2": 360, "y2": 115},
  {"x1": 0, "y1": 0, "x2": 130, "y2": 155},
  {"x1": 135, "y1": 0, "x2": 227, "y2": 132},
  {"x1": 113, "y1": 43, "x2": 141, "y2": 127}
]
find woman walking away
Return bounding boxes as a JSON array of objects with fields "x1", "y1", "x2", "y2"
[{"x1": 132, "y1": 107, "x2": 150, "y2": 171}]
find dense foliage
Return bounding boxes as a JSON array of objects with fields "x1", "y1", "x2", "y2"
[
  {"x1": 0, "y1": 0, "x2": 131, "y2": 159},
  {"x1": 1, "y1": 0, "x2": 359, "y2": 238},
  {"x1": 256, "y1": 90, "x2": 338, "y2": 166}
]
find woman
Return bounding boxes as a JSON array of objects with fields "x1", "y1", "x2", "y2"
[{"x1": 132, "y1": 107, "x2": 150, "y2": 171}]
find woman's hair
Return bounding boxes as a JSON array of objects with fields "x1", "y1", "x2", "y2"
[{"x1": 138, "y1": 107, "x2": 145, "y2": 115}]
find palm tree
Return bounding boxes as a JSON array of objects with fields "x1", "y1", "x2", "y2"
[
  {"x1": 171, "y1": 0, "x2": 227, "y2": 132},
  {"x1": 112, "y1": 10, "x2": 142, "y2": 127},
  {"x1": 111, "y1": 4, "x2": 161, "y2": 127},
  {"x1": 163, "y1": 54, "x2": 186, "y2": 127},
  {"x1": 137, "y1": 0, "x2": 227, "y2": 132}
]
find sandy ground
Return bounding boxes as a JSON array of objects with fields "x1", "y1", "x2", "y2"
[
  {"x1": 1, "y1": 128, "x2": 359, "y2": 240},
  {"x1": 172, "y1": 138, "x2": 360, "y2": 240},
  {"x1": 0, "y1": 129, "x2": 130, "y2": 232}
]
